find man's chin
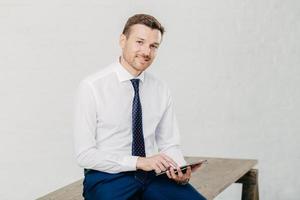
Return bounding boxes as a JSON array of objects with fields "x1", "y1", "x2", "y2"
[
  {"x1": 136, "y1": 60, "x2": 148, "y2": 66},
  {"x1": 134, "y1": 63, "x2": 150, "y2": 71}
]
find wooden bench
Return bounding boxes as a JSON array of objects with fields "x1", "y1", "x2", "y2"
[{"x1": 37, "y1": 157, "x2": 259, "y2": 200}]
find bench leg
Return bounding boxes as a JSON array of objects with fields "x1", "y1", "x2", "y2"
[{"x1": 236, "y1": 169, "x2": 259, "y2": 200}]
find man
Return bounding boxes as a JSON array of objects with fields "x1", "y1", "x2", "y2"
[{"x1": 74, "y1": 14, "x2": 206, "y2": 200}]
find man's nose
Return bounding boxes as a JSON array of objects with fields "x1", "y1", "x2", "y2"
[{"x1": 140, "y1": 46, "x2": 151, "y2": 56}]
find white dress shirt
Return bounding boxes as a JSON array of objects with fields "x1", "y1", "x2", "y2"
[{"x1": 73, "y1": 58, "x2": 186, "y2": 173}]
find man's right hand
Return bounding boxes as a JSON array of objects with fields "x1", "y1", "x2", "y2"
[{"x1": 136, "y1": 153, "x2": 178, "y2": 174}]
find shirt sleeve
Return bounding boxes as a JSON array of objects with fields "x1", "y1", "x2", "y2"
[
  {"x1": 73, "y1": 80, "x2": 138, "y2": 173},
  {"x1": 155, "y1": 88, "x2": 187, "y2": 166}
]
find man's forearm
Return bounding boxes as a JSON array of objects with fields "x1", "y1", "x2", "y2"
[{"x1": 76, "y1": 147, "x2": 138, "y2": 173}]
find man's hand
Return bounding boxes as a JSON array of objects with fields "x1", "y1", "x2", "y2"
[
  {"x1": 136, "y1": 153, "x2": 178, "y2": 174},
  {"x1": 166, "y1": 163, "x2": 203, "y2": 184}
]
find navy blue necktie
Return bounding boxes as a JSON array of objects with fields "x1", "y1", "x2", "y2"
[{"x1": 130, "y1": 79, "x2": 146, "y2": 157}]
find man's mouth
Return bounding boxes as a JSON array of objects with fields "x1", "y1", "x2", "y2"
[{"x1": 137, "y1": 56, "x2": 150, "y2": 62}]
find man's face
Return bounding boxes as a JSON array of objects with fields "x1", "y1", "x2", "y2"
[{"x1": 119, "y1": 24, "x2": 162, "y2": 75}]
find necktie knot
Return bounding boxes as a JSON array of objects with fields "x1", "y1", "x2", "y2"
[{"x1": 130, "y1": 79, "x2": 140, "y2": 92}]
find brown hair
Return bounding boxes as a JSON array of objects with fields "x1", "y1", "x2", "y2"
[{"x1": 122, "y1": 14, "x2": 165, "y2": 38}]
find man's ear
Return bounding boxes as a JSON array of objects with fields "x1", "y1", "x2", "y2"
[{"x1": 119, "y1": 34, "x2": 127, "y2": 49}]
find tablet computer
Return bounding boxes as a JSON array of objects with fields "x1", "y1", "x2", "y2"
[{"x1": 156, "y1": 159, "x2": 207, "y2": 176}]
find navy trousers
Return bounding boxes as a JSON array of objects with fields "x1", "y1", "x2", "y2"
[{"x1": 83, "y1": 170, "x2": 206, "y2": 200}]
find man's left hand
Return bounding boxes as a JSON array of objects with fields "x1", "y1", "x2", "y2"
[
  {"x1": 166, "y1": 166, "x2": 191, "y2": 185},
  {"x1": 166, "y1": 163, "x2": 203, "y2": 184}
]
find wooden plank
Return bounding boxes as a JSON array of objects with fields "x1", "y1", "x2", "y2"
[{"x1": 37, "y1": 157, "x2": 258, "y2": 200}]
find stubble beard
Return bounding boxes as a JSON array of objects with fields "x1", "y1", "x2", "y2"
[{"x1": 124, "y1": 54, "x2": 152, "y2": 73}]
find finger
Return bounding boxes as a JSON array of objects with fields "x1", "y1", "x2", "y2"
[
  {"x1": 160, "y1": 154, "x2": 178, "y2": 168},
  {"x1": 152, "y1": 162, "x2": 163, "y2": 173},
  {"x1": 154, "y1": 168, "x2": 160, "y2": 174},
  {"x1": 177, "y1": 167, "x2": 183, "y2": 179},
  {"x1": 185, "y1": 166, "x2": 192, "y2": 178},
  {"x1": 159, "y1": 158, "x2": 171, "y2": 170},
  {"x1": 170, "y1": 167, "x2": 178, "y2": 179},
  {"x1": 166, "y1": 170, "x2": 172, "y2": 179},
  {"x1": 154, "y1": 163, "x2": 163, "y2": 173},
  {"x1": 156, "y1": 161, "x2": 167, "y2": 172},
  {"x1": 154, "y1": 165, "x2": 161, "y2": 174}
]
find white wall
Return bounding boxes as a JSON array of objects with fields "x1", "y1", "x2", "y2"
[{"x1": 0, "y1": 0, "x2": 299, "y2": 199}]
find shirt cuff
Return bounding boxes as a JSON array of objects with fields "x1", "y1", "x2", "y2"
[{"x1": 122, "y1": 155, "x2": 139, "y2": 171}]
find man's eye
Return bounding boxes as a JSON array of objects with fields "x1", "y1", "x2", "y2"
[{"x1": 137, "y1": 41, "x2": 143, "y2": 44}]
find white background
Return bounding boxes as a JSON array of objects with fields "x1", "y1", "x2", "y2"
[{"x1": 0, "y1": 0, "x2": 299, "y2": 199}]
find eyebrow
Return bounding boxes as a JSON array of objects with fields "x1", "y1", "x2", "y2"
[{"x1": 136, "y1": 37, "x2": 160, "y2": 46}]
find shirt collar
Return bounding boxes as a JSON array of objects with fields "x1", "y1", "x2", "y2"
[{"x1": 114, "y1": 57, "x2": 145, "y2": 83}]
